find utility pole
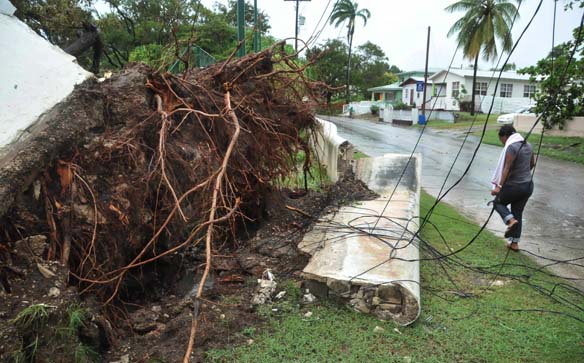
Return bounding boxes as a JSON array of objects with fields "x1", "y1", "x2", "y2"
[
  {"x1": 284, "y1": 0, "x2": 311, "y2": 53},
  {"x1": 253, "y1": 0, "x2": 260, "y2": 52},
  {"x1": 421, "y1": 26, "x2": 431, "y2": 122},
  {"x1": 237, "y1": 0, "x2": 245, "y2": 57}
]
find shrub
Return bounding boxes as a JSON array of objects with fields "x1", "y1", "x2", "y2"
[
  {"x1": 393, "y1": 102, "x2": 412, "y2": 111},
  {"x1": 370, "y1": 105, "x2": 380, "y2": 115},
  {"x1": 459, "y1": 101, "x2": 474, "y2": 112}
]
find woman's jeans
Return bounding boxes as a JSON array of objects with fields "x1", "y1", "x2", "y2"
[{"x1": 493, "y1": 181, "x2": 534, "y2": 242}]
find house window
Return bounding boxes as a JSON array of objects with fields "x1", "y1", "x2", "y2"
[
  {"x1": 452, "y1": 82, "x2": 460, "y2": 97},
  {"x1": 474, "y1": 82, "x2": 488, "y2": 96},
  {"x1": 434, "y1": 84, "x2": 446, "y2": 97},
  {"x1": 524, "y1": 85, "x2": 536, "y2": 98},
  {"x1": 386, "y1": 92, "x2": 395, "y2": 101},
  {"x1": 500, "y1": 83, "x2": 513, "y2": 98}
]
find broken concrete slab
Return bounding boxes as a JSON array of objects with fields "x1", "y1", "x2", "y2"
[{"x1": 299, "y1": 153, "x2": 421, "y2": 325}]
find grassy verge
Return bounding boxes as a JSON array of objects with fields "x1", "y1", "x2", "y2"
[
  {"x1": 476, "y1": 129, "x2": 584, "y2": 164},
  {"x1": 353, "y1": 150, "x2": 368, "y2": 160},
  {"x1": 414, "y1": 112, "x2": 500, "y2": 130},
  {"x1": 206, "y1": 192, "x2": 584, "y2": 363}
]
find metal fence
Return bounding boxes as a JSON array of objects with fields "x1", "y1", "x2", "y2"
[{"x1": 168, "y1": 45, "x2": 216, "y2": 73}]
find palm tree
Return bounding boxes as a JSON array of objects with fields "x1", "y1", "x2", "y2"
[
  {"x1": 446, "y1": 0, "x2": 519, "y2": 115},
  {"x1": 329, "y1": 0, "x2": 371, "y2": 104}
]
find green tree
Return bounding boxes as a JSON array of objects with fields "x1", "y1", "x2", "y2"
[
  {"x1": 12, "y1": 0, "x2": 94, "y2": 46},
  {"x1": 352, "y1": 42, "x2": 398, "y2": 99},
  {"x1": 445, "y1": 0, "x2": 519, "y2": 115},
  {"x1": 519, "y1": 26, "x2": 584, "y2": 129},
  {"x1": 329, "y1": 0, "x2": 371, "y2": 104},
  {"x1": 214, "y1": 0, "x2": 270, "y2": 34},
  {"x1": 306, "y1": 39, "x2": 349, "y2": 105}
]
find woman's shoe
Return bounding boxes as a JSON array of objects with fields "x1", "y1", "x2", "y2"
[
  {"x1": 507, "y1": 242, "x2": 519, "y2": 251},
  {"x1": 504, "y1": 218, "x2": 519, "y2": 238}
]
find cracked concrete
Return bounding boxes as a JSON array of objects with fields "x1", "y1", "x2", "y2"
[{"x1": 300, "y1": 153, "x2": 422, "y2": 325}]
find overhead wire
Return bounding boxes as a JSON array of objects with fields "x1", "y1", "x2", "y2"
[{"x1": 309, "y1": 0, "x2": 584, "y2": 322}]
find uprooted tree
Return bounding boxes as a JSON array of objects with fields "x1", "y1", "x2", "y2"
[{"x1": 0, "y1": 45, "x2": 326, "y2": 362}]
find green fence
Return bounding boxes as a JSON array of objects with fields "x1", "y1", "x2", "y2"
[{"x1": 168, "y1": 45, "x2": 216, "y2": 73}]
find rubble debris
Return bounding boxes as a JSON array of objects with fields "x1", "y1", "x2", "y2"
[
  {"x1": 251, "y1": 270, "x2": 277, "y2": 305},
  {"x1": 301, "y1": 290, "x2": 317, "y2": 305}
]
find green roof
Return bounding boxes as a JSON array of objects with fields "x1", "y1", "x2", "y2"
[{"x1": 367, "y1": 82, "x2": 402, "y2": 92}]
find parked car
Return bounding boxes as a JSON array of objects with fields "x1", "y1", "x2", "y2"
[{"x1": 497, "y1": 106, "x2": 536, "y2": 124}]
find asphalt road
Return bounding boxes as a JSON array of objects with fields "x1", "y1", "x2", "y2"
[{"x1": 320, "y1": 115, "x2": 584, "y2": 290}]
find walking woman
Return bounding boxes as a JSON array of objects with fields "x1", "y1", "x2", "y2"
[{"x1": 491, "y1": 125, "x2": 535, "y2": 251}]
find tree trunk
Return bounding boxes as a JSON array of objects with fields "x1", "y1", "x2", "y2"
[
  {"x1": 64, "y1": 23, "x2": 102, "y2": 74},
  {"x1": 470, "y1": 53, "x2": 479, "y2": 116},
  {"x1": 346, "y1": 33, "x2": 353, "y2": 105}
]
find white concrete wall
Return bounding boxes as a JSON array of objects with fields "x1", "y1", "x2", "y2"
[
  {"x1": 313, "y1": 118, "x2": 353, "y2": 182},
  {"x1": 0, "y1": 7, "x2": 91, "y2": 149},
  {"x1": 515, "y1": 115, "x2": 584, "y2": 137},
  {"x1": 479, "y1": 96, "x2": 534, "y2": 114}
]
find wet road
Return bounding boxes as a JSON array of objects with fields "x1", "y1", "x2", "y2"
[{"x1": 321, "y1": 115, "x2": 584, "y2": 290}]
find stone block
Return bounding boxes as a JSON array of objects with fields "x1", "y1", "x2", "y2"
[
  {"x1": 378, "y1": 284, "x2": 402, "y2": 304},
  {"x1": 302, "y1": 279, "x2": 328, "y2": 299},
  {"x1": 326, "y1": 279, "x2": 350, "y2": 297}
]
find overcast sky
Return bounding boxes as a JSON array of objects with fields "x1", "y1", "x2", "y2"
[{"x1": 200, "y1": 0, "x2": 582, "y2": 71}]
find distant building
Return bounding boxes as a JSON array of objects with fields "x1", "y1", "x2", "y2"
[
  {"x1": 427, "y1": 68, "x2": 537, "y2": 113},
  {"x1": 367, "y1": 68, "x2": 439, "y2": 107},
  {"x1": 367, "y1": 83, "x2": 402, "y2": 106},
  {"x1": 367, "y1": 67, "x2": 538, "y2": 114},
  {"x1": 399, "y1": 77, "x2": 433, "y2": 108}
]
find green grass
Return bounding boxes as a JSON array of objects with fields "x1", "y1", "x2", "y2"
[
  {"x1": 11, "y1": 304, "x2": 50, "y2": 330},
  {"x1": 205, "y1": 192, "x2": 584, "y2": 363},
  {"x1": 353, "y1": 150, "x2": 368, "y2": 160},
  {"x1": 279, "y1": 150, "x2": 331, "y2": 191},
  {"x1": 477, "y1": 129, "x2": 584, "y2": 164},
  {"x1": 415, "y1": 112, "x2": 500, "y2": 130}
]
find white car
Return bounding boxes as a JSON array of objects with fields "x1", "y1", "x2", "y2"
[{"x1": 496, "y1": 106, "x2": 536, "y2": 124}]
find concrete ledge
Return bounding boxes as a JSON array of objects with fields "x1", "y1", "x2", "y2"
[
  {"x1": 515, "y1": 115, "x2": 584, "y2": 137},
  {"x1": 312, "y1": 118, "x2": 354, "y2": 182},
  {"x1": 299, "y1": 154, "x2": 421, "y2": 325}
]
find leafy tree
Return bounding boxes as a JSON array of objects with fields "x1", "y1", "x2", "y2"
[
  {"x1": 519, "y1": 26, "x2": 584, "y2": 129},
  {"x1": 12, "y1": 0, "x2": 94, "y2": 46},
  {"x1": 12, "y1": 0, "x2": 102, "y2": 71},
  {"x1": 214, "y1": 0, "x2": 270, "y2": 34},
  {"x1": 565, "y1": 0, "x2": 584, "y2": 10},
  {"x1": 306, "y1": 39, "x2": 349, "y2": 105},
  {"x1": 352, "y1": 42, "x2": 398, "y2": 99},
  {"x1": 329, "y1": 0, "x2": 371, "y2": 104},
  {"x1": 445, "y1": 0, "x2": 519, "y2": 115}
]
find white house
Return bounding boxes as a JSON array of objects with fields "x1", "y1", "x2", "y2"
[
  {"x1": 399, "y1": 77, "x2": 433, "y2": 108},
  {"x1": 426, "y1": 68, "x2": 537, "y2": 114}
]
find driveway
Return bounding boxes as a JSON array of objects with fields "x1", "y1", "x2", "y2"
[{"x1": 320, "y1": 115, "x2": 584, "y2": 290}]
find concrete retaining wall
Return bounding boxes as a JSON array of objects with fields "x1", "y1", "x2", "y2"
[
  {"x1": 479, "y1": 96, "x2": 534, "y2": 115},
  {"x1": 312, "y1": 118, "x2": 354, "y2": 182},
  {"x1": 514, "y1": 115, "x2": 584, "y2": 137},
  {"x1": 299, "y1": 153, "x2": 422, "y2": 325}
]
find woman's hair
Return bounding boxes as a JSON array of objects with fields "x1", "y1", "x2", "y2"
[{"x1": 498, "y1": 124, "x2": 516, "y2": 137}]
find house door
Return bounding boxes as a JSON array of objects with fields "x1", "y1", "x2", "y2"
[{"x1": 410, "y1": 90, "x2": 414, "y2": 106}]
